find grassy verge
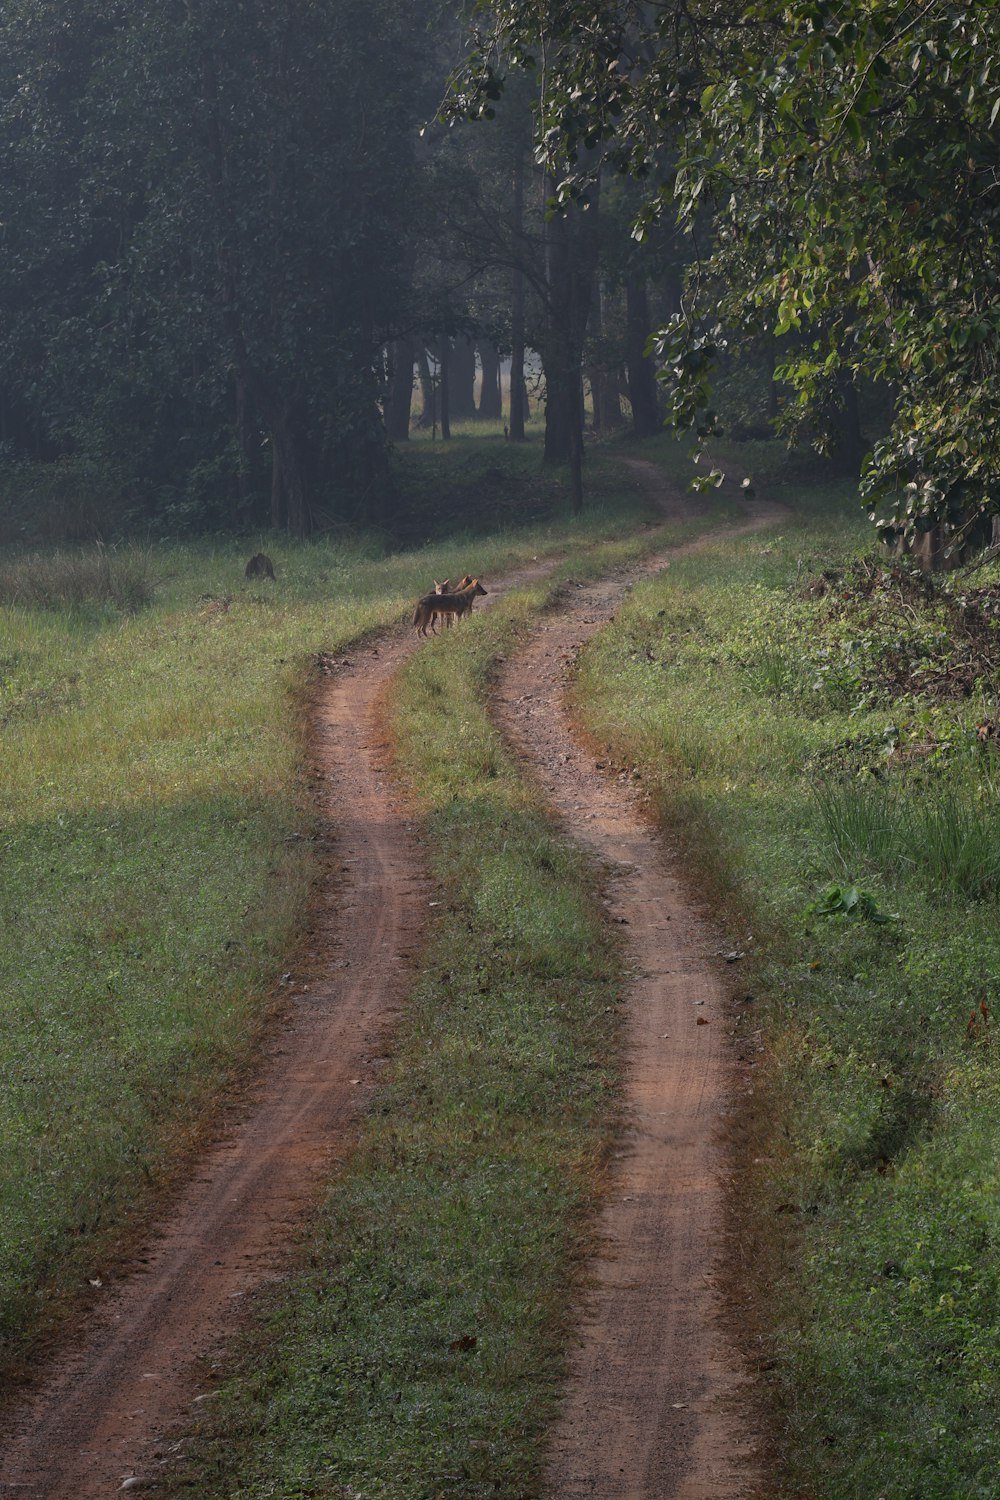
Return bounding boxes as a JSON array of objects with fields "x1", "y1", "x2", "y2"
[
  {"x1": 158, "y1": 500, "x2": 727, "y2": 1496},
  {"x1": 569, "y1": 445, "x2": 1000, "y2": 1499},
  {"x1": 0, "y1": 442, "x2": 663, "y2": 1383}
]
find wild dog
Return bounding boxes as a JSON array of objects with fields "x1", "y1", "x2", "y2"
[
  {"x1": 437, "y1": 577, "x2": 487, "y2": 627},
  {"x1": 437, "y1": 575, "x2": 470, "y2": 628},
  {"x1": 410, "y1": 581, "x2": 452, "y2": 638},
  {"x1": 412, "y1": 578, "x2": 488, "y2": 637}
]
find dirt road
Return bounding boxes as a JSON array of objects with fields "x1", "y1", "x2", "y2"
[
  {"x1": 0, "y1": 459, "x2": 779, "y2": 1498},
  {"x1": 495, "y1": 461, "x2": 783, "y2": 1497},
  {"x1": 0, "y1": 626, "x2": 434, "y2": 1497}
]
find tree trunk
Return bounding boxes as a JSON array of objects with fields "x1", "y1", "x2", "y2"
[
  {"x1": 268, "y1": 401, "x2": 311, "y2": 537},
  {"x1": 509, "y1": 140, "x2": 528, "y2": 441},
  {"x1": 568, "y1": 367, "x2": 584, "y2": 514},
  {"x1": 415, "y1": 347, "x2": 435, "y2": 428},
  {"x1": 541, "y1": 166, "x2": 599, "y2": 496},
  {"x1": 437, "y1": 339, "x2": 451, "y2": 441},
  {"x1": 588, "y1": 367, "x2": 625, "y2": 433},
  {"x1": 767, "y1": 341, "x2": 779, "y2": 422},
  {"x1": 384, "y1": 337, "x2": 415, "y2": 441},
  {"x1": 477, "y1": 339, "x2": 503, "y2": 420},
  {"x1": 838, "y1": 374, "x2": 863, "y2": 467},
  {"x1": 624, "y1": 271, "x2": 660, "y2": 438},
  {"x1": 234, "y1": 370, "x2": 256, "y2": 514},
  {"x1": 449, "y1": 335, "x2": 477, "y2": 421}
]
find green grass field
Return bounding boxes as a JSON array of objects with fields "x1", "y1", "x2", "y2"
[
  {"x1": 9, "y1": 427, "x2": 1000, "y2": 1498},
  {"x1": 0, "y1": 436, "x2": 666, "y2": 1383}
]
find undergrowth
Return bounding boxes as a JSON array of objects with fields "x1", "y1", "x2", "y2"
[
  {"x1": 0, "y1": 545, "x2": 154, "y2": 613},
  {"x1": 570, "y1": 444, "x2": 1000, "y2": 1498}
]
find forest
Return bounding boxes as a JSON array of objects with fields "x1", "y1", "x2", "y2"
[{"x1": 0, "y1": 2, "x2": 996, "y2": 556}]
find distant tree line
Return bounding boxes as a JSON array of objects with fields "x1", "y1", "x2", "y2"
[{"x1": 0, "y1": 1, "x2": 693, "y2": 537}]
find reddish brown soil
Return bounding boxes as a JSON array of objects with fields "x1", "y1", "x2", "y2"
[
  {"x1": 0, "y1": 627, "x2": 434, "y2": 1498},
  {"x1": 0, "y1": 459, "x2": 782, "y2": 1499},
  {"x1": 495, "y1": 460, "x2": 784, "y2": 1498}
]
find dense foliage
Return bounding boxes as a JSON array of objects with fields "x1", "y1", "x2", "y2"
[
  {"x1": 0, "y1": 0, "x2": 432, "y2": 534},
  {"x1": 452, "y1": 2, "x2": 1000, "y2": 550}
]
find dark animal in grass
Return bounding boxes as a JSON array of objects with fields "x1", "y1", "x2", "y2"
[{"x1": 245, "y1": 553, "x2": 276, "y2": 580}]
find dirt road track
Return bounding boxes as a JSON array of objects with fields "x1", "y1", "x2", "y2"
[
  {"x1": 0, "y1": 626, "x2": 434, "y2": 1498},
  {"x1": 0, "y1": 458, "x2": 781, "y2": 1498},
  {"x1": 495, "y1": 462, "x2": 784, "y2": 1497}
]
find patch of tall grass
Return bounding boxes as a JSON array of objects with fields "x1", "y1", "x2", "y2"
[
  {"x1": 816, "y1": 779, "x2": 1000, "y2": 900},
  {"x1": 0, "y1": 545, "x2": 154, "y2": 612}
]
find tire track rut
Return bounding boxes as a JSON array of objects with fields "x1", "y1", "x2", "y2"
[{"x1": 493, "y1": 464, "x2": 781, "y2": 1498}]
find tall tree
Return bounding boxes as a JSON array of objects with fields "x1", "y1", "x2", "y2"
[
  {"x1": 451, "y1": 3, "x2": 1000, "y2": 550},
  {"x1": 0, "y1": 0, "x2": 434, "y2": 534}
]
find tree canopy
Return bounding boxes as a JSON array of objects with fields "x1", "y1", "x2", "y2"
[
  {"x1": 451, "y1": 2, "x2": 1000, "y2": 548},
  {"x1": 0, "y1": 0, "x2": 435, "y2": 535}
]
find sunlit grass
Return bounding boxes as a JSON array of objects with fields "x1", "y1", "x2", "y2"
[{"x1": 0, "y1": 449, "x2": 665, "y2": 1382}]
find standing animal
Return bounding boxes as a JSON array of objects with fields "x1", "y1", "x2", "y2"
[
  {"x1": 416, "y1": 581, "x2": 451, "y2": 637},
  {"x1": 245, "y1": 552, "x2": 276, "y2": 580},
  {"x1": 412, "y1": 578, "x2": 488, "y2": 637},
  {"x1": 436, "y1": 576, "x2": 472, "y2": 629}
]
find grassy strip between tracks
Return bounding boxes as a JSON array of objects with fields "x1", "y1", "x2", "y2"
[
  {"x1": 161, "y1": 497, "x2": 727, "y2": 1498},
  {"x1": 570, "y1": 440, "x2": 1000, "y2": 1500},
  {"x1": 0, "y1": 439, "x2": 670, "y2": 1388}
]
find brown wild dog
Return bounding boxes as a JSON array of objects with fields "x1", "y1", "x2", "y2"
[
  {"x1": 412, "y1": 578, "x2": 488, "y2": 637},
  {"x1": 438, "y1": 578, "x2": 487, "y2": 627},
  {"x1": 436, "y1": 576, "x2": 472, "y2": 628},
  {"x1": 418, "y1": 580, "x2": 450, "y2": 636}
]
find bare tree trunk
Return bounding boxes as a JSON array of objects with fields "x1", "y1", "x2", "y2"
[
  {"x1": 589, "y1": 367, "x2": 624, "y2": 432},
  {"x1": 509, "y1": 141, "x2": 528, "y2": 441},
  {"x1": 478, "y1": 340, "x2": 503, "y2": 420},
  {"x1": 416, "y1": 347, "x2": 434, "y2": 428},
  {"x1": 235, "y1": 370, "x2": 255, "y2": 509},
  {"x1": 625, "y1": 271, "x2": 660, "y2": 438},
  {"x1": 438, "y1": 339, "x2": 451, "y2": 441},
  {"x1": 767, "y1": 341, "x2": 779, "y2": 423},
  {"x1": 384, "y1": 337, "x2": 415, "y2": 441},
  {"x1": 542, "y1": 166, "x2": 599, "y2": 510},
  {"x1": 839, "y1": 374, "x2": 863, "y2": 467},
  {"x1": 449, "y1": 336, "x2": 477, "y2": 421},
  {"x1": 268, "y1": 401, "x2": 311, "y2": 537}
]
